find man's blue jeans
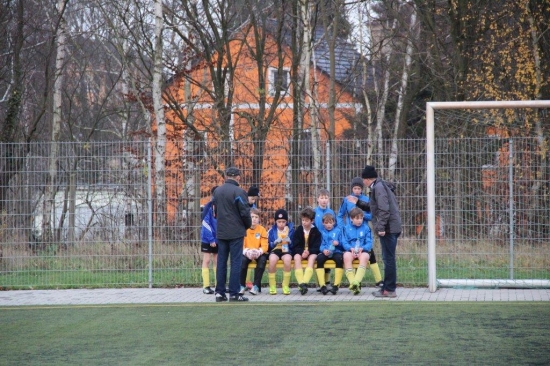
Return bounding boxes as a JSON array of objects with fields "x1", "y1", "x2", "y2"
[
  {"x1": 379, "y1": 233, "x2": 400, "y2": 292},
  {"x1": 215, "y1": 237, "x2": 244, "y2": 297}
]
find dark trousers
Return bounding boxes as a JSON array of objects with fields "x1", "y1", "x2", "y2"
[
  {"x1": 379, "y1": 233, "x2": 400, "y2": 292},
  {"x1": 215, "y1": 237, "x2": 244, "y2": 297},
  {"x1": 316, "y1": 252, "x2": 343, "y2": 268},
  {"x1": 240, "y1": 253, "x2": 268, "y2": 288}
]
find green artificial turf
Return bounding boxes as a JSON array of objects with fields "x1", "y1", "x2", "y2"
[{"x1": 1, "y1": 302, "x2": 549, "y2": 365}]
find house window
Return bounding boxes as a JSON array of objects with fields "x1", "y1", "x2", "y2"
[{"x1": 268, "y1": 67, "x2": 290, "y2": 96}]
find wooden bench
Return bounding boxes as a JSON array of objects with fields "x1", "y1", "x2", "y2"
[{"x1": 247, "y1": 259, "x2": 362, "y2": 269}]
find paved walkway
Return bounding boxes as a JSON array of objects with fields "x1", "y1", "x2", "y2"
[{"x1": 1, "y1": 286, "x2": 549, "y2": 306}]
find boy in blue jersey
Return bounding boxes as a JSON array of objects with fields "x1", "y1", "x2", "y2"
[
  {"x1": 342, "y1": 208, "x2": 373, "y2": 295},
  {"x1": 316, "y1": 213, "x2": 344, "y2": 295},
  {"x1": 339, "y1": 177, "x2": 383, "y2": 288},
  {"x1": 267, "y1": 209, "x2": 295, "y2": 295},
  {"x1": 200, "y1": 186, "x2": 218, "y2": 294},
  {"x1": 314, "y1": 189, "x2": 336, "y2": 289}
]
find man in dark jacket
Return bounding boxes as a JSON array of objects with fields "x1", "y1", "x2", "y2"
[
  {"x1": 213, "y1": 167, "x2": 252, "y2": 302},
  {"x1": 348, "y1": 165, "x2": 402, "y2": 298}
]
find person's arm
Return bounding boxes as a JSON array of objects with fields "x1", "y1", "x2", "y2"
[
  {"x1": 309, "y1": 228, "x2": 322, "y2": 255},
  {"x1": 201, "y1": 210, "x2": 216, "y2": 244},
  {"x1": 374, "y1": 184, "x2": 390, "y2": 234},
  {"x1": 336, "y1": 199, "x2": 347, "y2": 226},
  {"x1": 291, "y1": 227, "x2": 304, "y2": 255},
  {"x1": 363, "y1": 226, "x2": 373, "y2": 252},
  {"x1": 259, "y1": 227, "x2": 269, "y2": 254},
  {"x1": 236, "y1": 192, "x2": 252, "y2": 229}
]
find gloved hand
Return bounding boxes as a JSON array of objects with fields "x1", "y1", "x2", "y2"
[{"x1": 274, "y1": 238, "x2": 283, "y2": 245}]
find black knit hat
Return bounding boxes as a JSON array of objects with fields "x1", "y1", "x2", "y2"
[
  {"x1": 274, "y1": 208, "x2": 288, "y2": 222},
  {"x1": 247, "y1": 186, "x2": 260, "y2": 197},
  {"x1": 361, "y1": 165, "x2": 378, "y2": 179},
  {"x1": 351, "y1": 177, "x2": 364, "y2": 189},
  {"x1": 225, "y1": 167, "x2": 241, "y2": 177}
]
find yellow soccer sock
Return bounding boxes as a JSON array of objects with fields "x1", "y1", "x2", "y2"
[
  {"x1": 294, "y1": 268, "x2": 304, "y2": 284},
  {"x1": 304, "y1": 267, "x2": 314, "y2": 283},
  {"x1": 370, "y1": 262, "x2": 382, "y2": 283},
  {"x1": 213, "y1": 268, "x2": 217, "y2": 286},
  {"x1": 268, "y1": 273, "x2": 277, "y2": 288},
  {"x1": 354, "y1": 266, "x2": 367, "y2": 284},
  {"x1": 202, "y1": 268, "x2": 210, "y2": 288},
  {"x1": 283, "y1": 271, "x2": 292, "y2": 288},
  {"x1": 345, "y1": 269, "x2": 355, "y2": 284},
  {"x1": 334, "y1": 268, "x2": 344, "y2": 286},
  {"x1": 316, "y1": 268, "x2": 326, "y2": 286}
]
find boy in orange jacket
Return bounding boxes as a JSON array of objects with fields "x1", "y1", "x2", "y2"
[{"x1": 239, "y1": 208, "x2": 268, "y2": 295}]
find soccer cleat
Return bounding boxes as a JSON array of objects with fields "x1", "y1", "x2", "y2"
[
  {"x1": 249, "y1": 285, "x2": 260, "y2": 295},
  {"x1": 351, "y1": 281, "x2": 361, "y2": 295},
  {"x1": 229, "y1": 295, "x2": 249, "y2": 302},
  {"x1": 375, "y1": 281, "x2": 384, "y2": 288},
  {"x1": 372, "y1": 290, "x2": 397, "y2": 298},
  {"x1": 239, "y1": 286, "x2": 246, "y2": 295},
  {"x1": 269, "y1": 286, "x2": 277, "y2": 295},
  {"x1": 215, "y1": 293, "x2": 228, "y2": 302},
  {"x1": 317, "y1": 282, "x2": 331, "y2": 292},
  {"x1": 246, "y1": 281, "x2": 253, "y2": 290},
  {"x1": 282, "y1": 286, "x2": 291, "y2": 295},
  {"x1": 320, "y1": 285, "x2": 329, "y2": 295},
  {"x1": 330, "y1": 284, "x2": 339, "y2": 295},
  {"x1": 299, "y1": 283, "x2": 308, "y2": 295},
  {"x1": 203, "y1": 286, "x2": 215, "y2": 294}
]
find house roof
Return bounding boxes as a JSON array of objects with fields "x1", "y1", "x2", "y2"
[{"x1": 311, "y1": 27, "x2": 366, "y2": 97}]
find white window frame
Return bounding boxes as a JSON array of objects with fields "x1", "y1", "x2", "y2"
[{"x1": 268, "y1": 67, "x2": 290, "y2": 96}]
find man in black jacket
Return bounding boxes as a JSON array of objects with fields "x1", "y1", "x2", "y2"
[
  {"x1": 348, "y1": 165, "x2": 402, "y2": 298},
  {"x1": 213, "y1": 167, "x2": 252, "y2": 302}
]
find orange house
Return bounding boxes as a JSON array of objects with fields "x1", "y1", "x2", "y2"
[{"x1": 158, "y1": 24, "x2": 366, "y2": 221}]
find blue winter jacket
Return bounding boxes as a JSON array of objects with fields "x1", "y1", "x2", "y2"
[
  {"x1": 267, "y1": 222, "x2": 295, "y2": 253},
  {"x1": 340, "y1": 222, "x2": 373, "y2": 252},
  {"x1": 200, "y1": 201, "x2": 217, "y2": 244},
  {"x1": 314, "y1": 206, "x2": 337, "y2": 230},
  {"x1": 319, "y1": 226, "x2": 343, "y2": 255},
  {"x1": 337, "y1": 193, "x2": 372, "y2": 227}
]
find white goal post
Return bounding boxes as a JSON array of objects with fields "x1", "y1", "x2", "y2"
[{"x1": 426, "y1": 100, "x2": 550, "y2": 292}]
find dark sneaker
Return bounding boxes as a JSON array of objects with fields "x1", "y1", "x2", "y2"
[
  {"x1": 203, "y1": 286, "x2": 215, "y2": 294},
  {"x1": 372, "y1": 290, "x2": 396, "y2": 298},
  {"x1": 299, "y1": 283, "x2": 308, "y2": 295},
  {"x1": 317, "y1": 282, "x2": 331, "y2": 292},
  {"x1": 215, "y1": 293, "x2": 228, "y2": 302},
  {"x1": 375, "y1": 281, "x2": 384, "y2": 288},
  {"x1": 330, "y1": 284, "x2": 339, "y2": 295},
  {"x1": 320, "y1": 285, "x2": 329, "y2": 295},
  {"x1": 229, "y1": 295, "x2": 249, "y2": 302}
]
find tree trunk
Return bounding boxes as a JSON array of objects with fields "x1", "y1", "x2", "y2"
[
  {"x1": 388, "y1": 9, "x2": 417, "y2": 180},
  {"x1": 43, "y1": 0, "x2": 67, "y2": 244},
  {"x1": 153, "y1": 0, "x2": 166, "y2": 233}
]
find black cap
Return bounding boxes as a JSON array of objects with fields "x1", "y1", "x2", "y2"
[
  {"x1": 225, "y1": 167, "x2": 241, "y2": 177},
  {"x1": 361, "y1": 165, "x2": 378, "y2": 179},
  {"x1": 274, "y1": 208, "x2": 288, "y2": 222},
  {"x1": 247, "y1": 186, "x2": 260, "y2": 197}
]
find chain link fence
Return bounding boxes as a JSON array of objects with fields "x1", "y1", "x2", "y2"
[{"x1": 0, "y1": 137, "x2": 548, "y2": 289}]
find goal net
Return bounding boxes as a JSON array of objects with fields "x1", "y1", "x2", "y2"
[{"x1": 426, "y1": 101, "x2": 550, "y2": 292}]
